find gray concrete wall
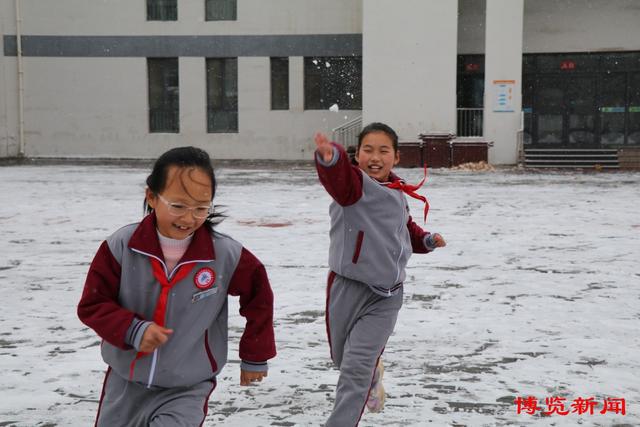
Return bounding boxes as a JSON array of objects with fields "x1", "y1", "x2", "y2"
[
  {"x1": 17, "y1": 56, "x2": 359, "y2": 159},
  {"x1": 1, "y1": 0, "x2": 362, "y2": 159},
  {"x1": 458, "y1": 0, "x2": 486, "y2": 55},
  {"x1": 15, "y1": 0, "x2": 362, "y2": 36},
  {"x1": 0, "y1": 20, "x2": 8, "y2": 158},
  {"x1": 459, "y1": 0, "x2": 640, "y2": 54},
  {"x1": 484, "y1": 0, "x2": 524, "y2": 165},
  {"x1": 363, "y1": 0, "x2": 458, "y2": 141},
  {"x1": 523, "y1": 0, "x2": 640, "y2": 53},
  {"x1": 1, "y1": 1, "x2": 17, "y2": 157}
]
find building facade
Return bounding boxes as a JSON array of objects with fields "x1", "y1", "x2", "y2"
[{"x1": 1, "y1": 0, "x2": 639, "y2": 163}]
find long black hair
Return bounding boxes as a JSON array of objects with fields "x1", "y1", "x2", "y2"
[
  {"x1": 143, "y1": 146, "x2": 224, "y2": 229},
  {"x1": 357, "y1": 122, "x2": 399, "y2": 153}
]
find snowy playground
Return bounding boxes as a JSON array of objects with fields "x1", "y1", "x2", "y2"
[{"x1": 0, "y1": 164, "x2": 638, "y2": 426}]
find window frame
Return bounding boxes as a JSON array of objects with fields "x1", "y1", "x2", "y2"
[
  {"x1": 146, "y1": 0, "x2": 177, "y2": 21},
  {"x1": 147, "y1": 57, "x2": 180, "y2": 134},
  {"x1": 205, "y1": 0, "x2": 237, "y2": 21},
  {"x1": 270, "y1": 57, "x2": 290, "y2": 111},
  {"x1": 206, "y1": 57, "x2": 239, "y2": 133}
]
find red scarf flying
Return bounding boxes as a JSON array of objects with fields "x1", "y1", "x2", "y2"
[{"x1": 384, "y1": 165, "x2": 430, "y2": 222}]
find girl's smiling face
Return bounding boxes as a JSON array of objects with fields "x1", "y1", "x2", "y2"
[
  {"x1": 355, "y1": 131, "x2": 400, "y2": 182},
  {"x1": 146, "y1": 166, "x2": 213, "y2": 240}
]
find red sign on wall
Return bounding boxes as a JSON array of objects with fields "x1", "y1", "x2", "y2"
[
  {"x1": 560, "y1": 60, "x2": 576, "y2": 70},
  {"x1": 465, "y1": 63, "x2": 481, "y2": 72}
]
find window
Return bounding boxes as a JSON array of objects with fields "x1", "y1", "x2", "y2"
[
  {"x1": 600, "y1": 74, "x2": 627, "y2": 145},
  {"x1": 601, "y1": 53, "x2": 632, "y2": 71},
  {"x1": 271, "y1": 57, "x2": 289, "y2": 110},
  {"x1": 458, "y1": 75, "x2": 484, "y2": 108},
  {"x1": 304, "y1": 57, "x2": 362, "y2": 110},
  {"x1": 629, "y1": 73, "x2": 640, "y2": 144},
  {"x1": 206, "y1": 58, "x2": 238, "y2": 133},
  {"x1": 147, "y1": 0, "x2": 177, "y2": 21},
  {"x1": 522, "y1": 54, "x2": 536, "y2": 73},
  {"x1": 148, "y1": 58, "x2": 179, "y2": 133},
  {"x1": 205, "y1": 0, "x2": 237, "y2": 21}
]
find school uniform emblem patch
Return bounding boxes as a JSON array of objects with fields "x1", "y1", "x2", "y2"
[{"x1": 194, "y1": 267, "x2": 216, "y2": 290}]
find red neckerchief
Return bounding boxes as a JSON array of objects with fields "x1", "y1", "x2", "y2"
[
  {"x1": 128, "y1": 258, "x2": 195, "y2": 380},
  {"x1": 383, "y1": 165, "x2": 430, "y2": 222}
]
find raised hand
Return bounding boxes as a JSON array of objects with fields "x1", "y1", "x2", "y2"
[
  {"x1": 314, "y1": 132, "x2": 334, "y2": 163},
  {"x1": 240, "y1": 369, "x2": 268, "y2": 386},
  {"x1": 139, "y1": 323, "x2": 173, "y2": 353}
]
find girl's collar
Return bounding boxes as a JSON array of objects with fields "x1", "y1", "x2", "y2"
[{"x1": 128, "y1": 212, "x2": 215, "y2": 261}]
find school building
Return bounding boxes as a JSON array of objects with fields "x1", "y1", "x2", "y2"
[{"x1": 1, "y1": 0, "x2": 639, "y2": 167}]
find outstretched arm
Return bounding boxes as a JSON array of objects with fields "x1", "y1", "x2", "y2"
[
  {"x1": 407, "y1": 216, "x2": 446, "y2": 253},
  {"x1": 314, "y1": 133, "x2": 363, "y2": 206}
]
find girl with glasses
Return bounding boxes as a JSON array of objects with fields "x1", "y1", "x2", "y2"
[{"x1": 78, "y1": 146, "x2": 276, "y2": 426}]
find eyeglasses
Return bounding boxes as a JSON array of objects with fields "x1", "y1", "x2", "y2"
[{"x1": 156, "y1": 194, "x2": 212, "y2": 219}]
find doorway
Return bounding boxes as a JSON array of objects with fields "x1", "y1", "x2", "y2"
[{"x1": 534, "y1": 75, "x2": 597, "y2": 147}]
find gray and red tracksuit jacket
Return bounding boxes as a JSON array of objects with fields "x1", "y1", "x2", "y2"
[
  {"x1": 316, "y1": 143, "x2": 436, "y2": 296},
  {"x1": 77, "y1": 213, "x2": 276, "y2": 388}
]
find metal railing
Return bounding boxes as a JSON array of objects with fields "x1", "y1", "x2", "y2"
[
  {"x1": 207, "y1": 109, "x2": 238, "y2": 133},
  {"x1": 457, "y1": 108, "x2": 483, "y2": 137},
  {"x1": 150, "y1": 109, "x2": 179, "y2": 133},
  {"x1": 332, "y1": 116, "x2": 362, "y2": 148}
]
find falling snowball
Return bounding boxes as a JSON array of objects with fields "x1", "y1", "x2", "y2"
[{"x1": 329, "y1": 104, "x2": 339, "y2": 112}]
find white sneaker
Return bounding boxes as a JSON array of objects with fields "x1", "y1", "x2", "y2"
[{"x1": 366, "y1": 359, "x2": 385, "y2": 413}]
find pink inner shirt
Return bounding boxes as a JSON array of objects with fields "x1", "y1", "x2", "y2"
[{"x1": 157, "y1": 230, "x2": 193, "y2": 273}]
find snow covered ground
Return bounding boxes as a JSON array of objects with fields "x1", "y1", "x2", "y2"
[{"x1": 0, "y1": 164, "x2": 638, "y2": 426}]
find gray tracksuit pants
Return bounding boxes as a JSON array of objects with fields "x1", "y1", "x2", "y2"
[
  {"x1": 325, "y1": 273, "x2": 403, "y2": 427},
  {"x1": 96, "y1": 368, "x2": 216, "y2": 427}
]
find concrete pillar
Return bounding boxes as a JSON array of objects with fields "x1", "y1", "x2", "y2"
[
  {"x1": 483, "y1": 0, "x2": 524, "y2": 165},
  {"x1": 362, "y1": 0, "x2": 458, "y2": 141}
]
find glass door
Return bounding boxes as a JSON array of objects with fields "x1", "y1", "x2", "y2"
[
  {"x1": 566, "y1": 76, "x2": 597, "y2": 146},
  {"x1": 629, "y1": 73, "x2": 640, "y2": 145},
  {"x1": 534, "y1": 75, "x2": 597, "y2": 147},
  {"x1": 535, "y1": 76, "x2": 564, "y2": 145},
  {"x1": 599, "y1": 73, "x2": 627, "y2": 146}
]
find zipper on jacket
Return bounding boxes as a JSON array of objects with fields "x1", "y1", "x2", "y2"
[
  {"x1": 131, "y1": 250, "x2": 205, "y2": 388},
  {"x1": 146, "y1": 350, "x2": 158, "y2": 388}
]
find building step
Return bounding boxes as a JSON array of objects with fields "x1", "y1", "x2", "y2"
[{"x1": 523, "y1": 149, "x2": 620, "y2": 169}]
